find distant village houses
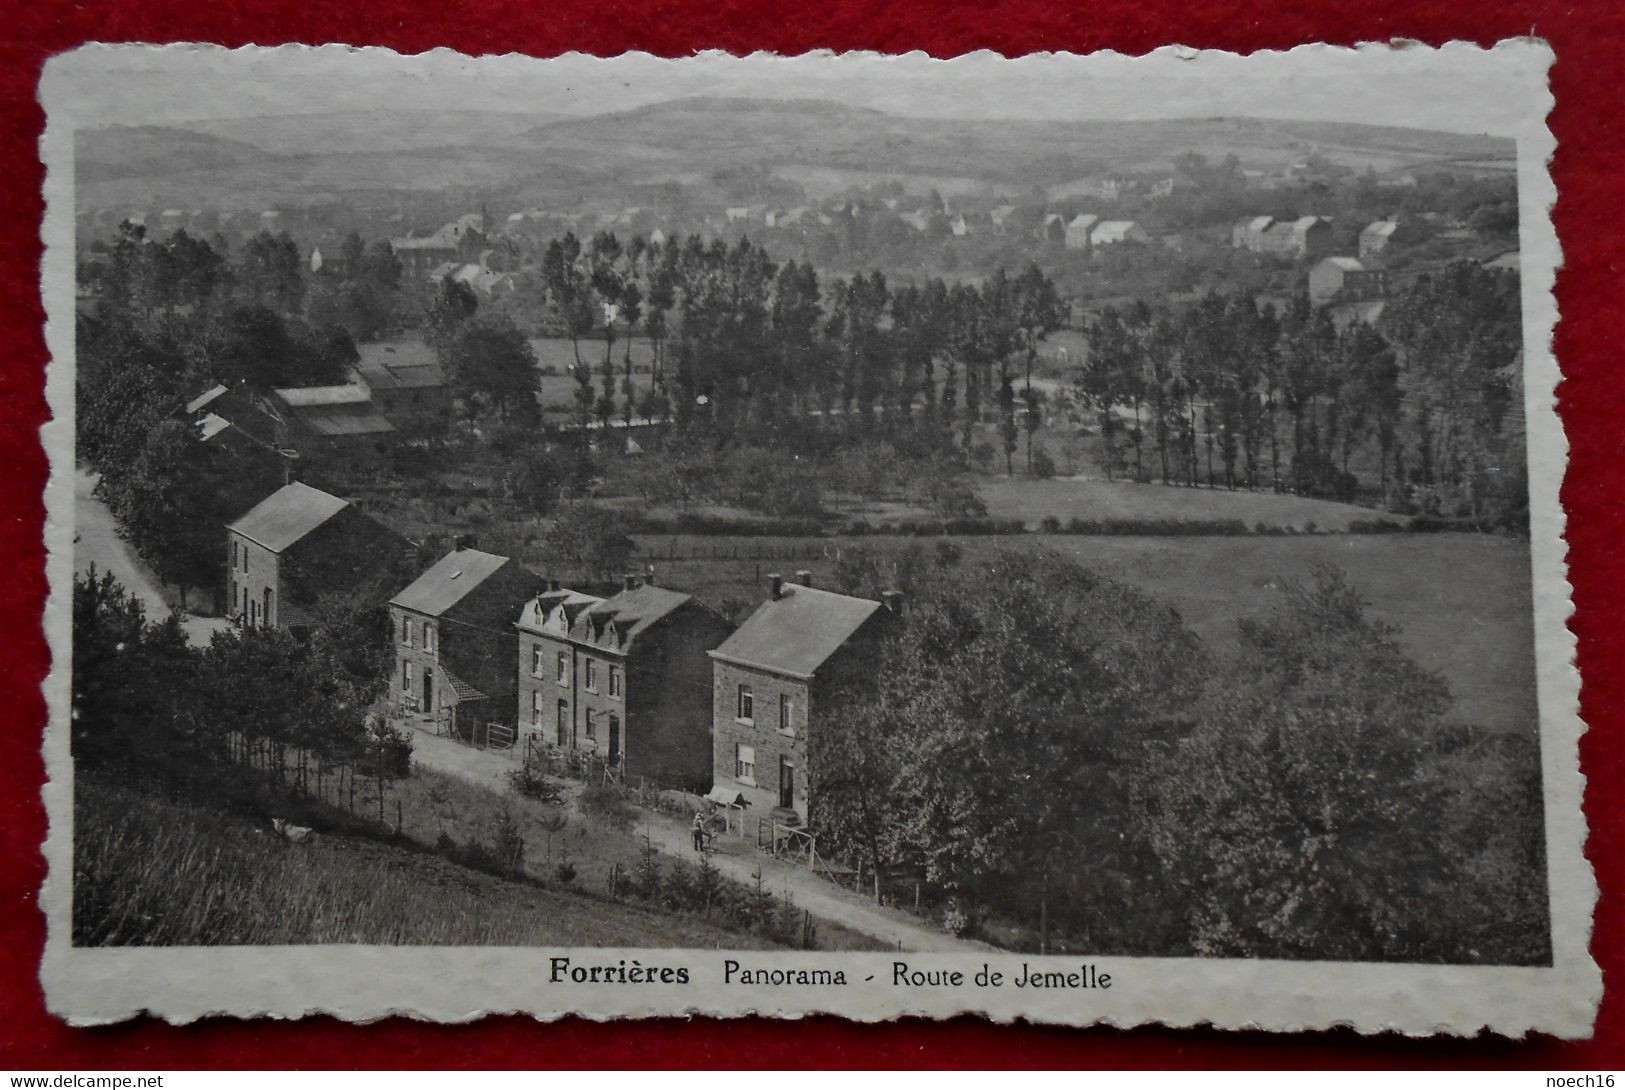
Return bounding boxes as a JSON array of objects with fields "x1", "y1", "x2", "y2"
[{"x1": 1064, "y1": 214, "x2": 1099, "y2": 250}]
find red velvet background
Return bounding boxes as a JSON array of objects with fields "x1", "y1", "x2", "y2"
[{"x1": 0, "y1": 0, "x2": 1618, "y2": 1069}]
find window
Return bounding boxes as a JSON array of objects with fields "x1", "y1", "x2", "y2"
[
  {"x1": 585, "y1": 711, "x2": 596, "y2": 742},
  {"x1": 585, "y1": 660, "x2": 598, "y2": 693},
  {"x1": 608, "y1": 665, "x2": 621, "y2": 699},
  {"x1": 556, "y1": 651, "x2": 569, "y2": 686},
  {"x1": 230, "y1": 541, "x2": 238, "y2": 568},
  {"x1": 735, "y1": 744, "x2": 756, "y2": 784},
  {"x1": 242, "y1": 548, "x2": 249, "y2": 573},
  {"x1": 531, "y1": 690, "x2": 542, "y2": 726},
  {"x1": 779, "y1": 693, "x2": 794, "y2": 733},
  {"x1": 402, "y1": 615, "x2": 411, "y2": 645},
  {"x1": 424, "y1": 625, "x2": 434, "y2": 653},
  {"x1": 557, "y1": 700, "x2": 569, "y2": 746},
  {"x1": 737, "y1": 684, "x2": 754, "y2": 723},
  {"x1": 402, "y1": 660, "x2": 412, "y2": 690},
  {"x1": 532, "y1": 646, "x2": 545, "y2": 676}
]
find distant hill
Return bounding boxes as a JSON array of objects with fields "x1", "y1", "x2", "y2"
[
  {"x1": 186, "y1": 109, "x2": 563, "y2": 155},
  {"x1": 515, "y1": 98, "x2": 1515, "y2": 183},
  {"x1": 75, "y1": 125, "x2": 280, "y2": 182}
]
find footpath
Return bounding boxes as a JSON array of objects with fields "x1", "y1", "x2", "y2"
[
  {"x1": 75, "y1": 466, "x2": 231, "y2": 647},
  {"x1": 405, "y1": 726, "x2": 985, "y2": 953}
]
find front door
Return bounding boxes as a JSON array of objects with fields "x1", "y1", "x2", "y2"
[
  {"x1": 779, "y1": 757, "x2": 795, "y2": 810},
  {"x1": 423, "y1": 671, "x2": 434, "y2": 715},
  {"x1": 608, "y1": 715, "x2": 621, "y2": 765}
]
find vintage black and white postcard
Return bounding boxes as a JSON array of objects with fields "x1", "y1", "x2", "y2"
[{"x1": 37, "y1": 41, "x2": 1598, "y2": 1035}]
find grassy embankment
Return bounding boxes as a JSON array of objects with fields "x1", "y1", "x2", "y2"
[
  {"x1": 73, "y1": 777, "x2": 763, "y2": 947},
  {"x1": 75, "y1": 765, "x2": 889, "y2": 949}
]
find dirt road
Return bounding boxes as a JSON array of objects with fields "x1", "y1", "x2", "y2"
[
  {"x1": 404, "y1": 725, "x2": 984, "y2": 952},
  {"x1": 75, "y1": 466, "x2": 231, "y2": 646}
]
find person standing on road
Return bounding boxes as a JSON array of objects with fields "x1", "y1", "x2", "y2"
[{"x1": 692, "y1": 811, "x2": 706, "y2": 852}]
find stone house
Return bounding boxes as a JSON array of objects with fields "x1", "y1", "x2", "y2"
[
  {"x1": 389, "y1": 544, "x2": 545, "y2": 743},
  {"x1": 225, "y1": 481, "x2": 405, "y2": 630},
  {"x1": 707, "y1": 572, "x2": 899, "y2": 827},
  {"x1": 516, "y1": 575, "x2": 732, "y2": 789}
]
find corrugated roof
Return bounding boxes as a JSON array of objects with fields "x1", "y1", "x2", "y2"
[
  {"x1": 293, "y1": 404, "x2": 397, "y2": 437},
  {"x1": 186, "y1": 385, "x2": 227, "y2": 415},
  {"x1": 391, "y1": 548, "x2": 513, "y2": 617},
  {"x1": 228, "y1": 482, "x2": 349, "y2": 553},
  {"x1": 710, "y1": 583, "x2": 881, "y2": 679}
]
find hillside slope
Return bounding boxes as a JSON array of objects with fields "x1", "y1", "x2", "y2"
[{"x1": 73, "y1": 777, "x2": 778, "y2": 948}]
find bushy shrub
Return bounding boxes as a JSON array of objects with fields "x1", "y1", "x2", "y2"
[
  {"x1": 578, "y1": 783, "x2": 634, "y2": 831},
  {"x1": 1031, "y1": 448, "x2": 1058, "y2": 480}
]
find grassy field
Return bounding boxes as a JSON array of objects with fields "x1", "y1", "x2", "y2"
[
  {"x1": 633, "y1": 531, "x2": 1537, "y2": 737},
  {"x1": 72, "y1": 778, "x2": 779, "y2": 947}
]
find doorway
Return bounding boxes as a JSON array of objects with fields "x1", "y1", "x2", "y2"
[
  {"x1": 779, "y1": 757, "x2": 795, "y2": 810},
  {"x1": 422, "y1": 670, "x2": 434, "y2": 714}
]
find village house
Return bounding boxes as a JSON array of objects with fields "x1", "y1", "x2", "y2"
[
  {"x1": 1039, "y1": 213, "x2": 1067, "y2": 244},
  {"x1": 1358, "y1": 220, "x2": 1407, "y2": 260},
  {"x1": 516, "y1": 575, "x2": 732, "y2": 790},
  {"x1": 1064, "y1": 214, "x2": 1100, "y2": 250},
  {"x1": 225, "y1": 481, "x2": 406, "y2": 630},
  {"x1": 390, "y1": 212, "x2": 489, "y2": 281},
  {"x1": 390, "y1": 544, "x2": 545, "y2": 746},
  {"x1": 707, "y1": 572, "x2": 900, "y2": 827},
  {"x1": 1232, "y1": 215, "x2": 1334, "y2": 260},
  {"x1": 1090, "y1": 220, "x2": 1149, "y2": 247},
  {"x1": 185, "y1": 384, "x2": 281, "y2": 446},
  {"x1": 1309, "y1": 256, "x2": 1388, "y2": 306}
]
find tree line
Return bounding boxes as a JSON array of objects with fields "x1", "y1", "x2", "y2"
[{"x1": 1078, "y1": 260, "x2": 1524, "y2": 523}]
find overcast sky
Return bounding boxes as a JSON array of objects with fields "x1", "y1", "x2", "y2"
[{"x1": 43, "y1": 43, "x2": 1548, "y2": 136}]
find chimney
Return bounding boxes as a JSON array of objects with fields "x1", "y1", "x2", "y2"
[
  {"x1": 547, "y1": 577, "x2": 561, "y2": 593},
  {"x1": 623, "y1": 573, "x2": 639, "y2": 591},
  {"x1": 882, "y1": 589, "x2": 906, "y2": 615},
  {"x1": 768, "y1": 572, "x2": 784, "y2": 600},
  {"x1": 795, "y1": 570, "x2": 813, "y2": 588}
]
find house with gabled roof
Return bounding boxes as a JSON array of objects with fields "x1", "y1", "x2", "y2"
[
  {"x1": 516, "y1": 573, "x2": 732, "y2": 789},
  {"x1": 707, "y1": 572, "x2": 900, "y2": 826},
  {"x1": 225, "y1": 481, "x2": 406, "y2": 630},
  {"x1": 390, "y1": 543, "x2": 545, "y2": 744},
  {"x1": 267, "y1": 384, "x2": 396, "y2": 451}
]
